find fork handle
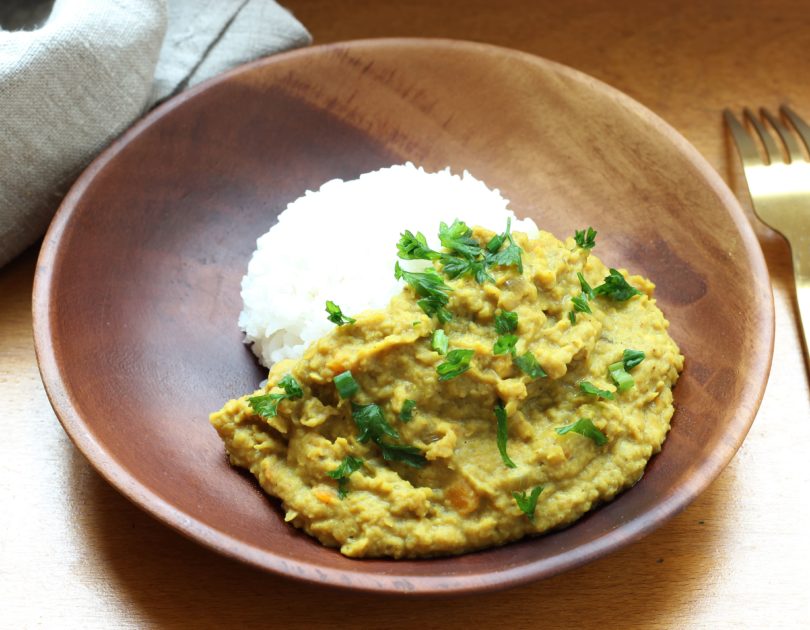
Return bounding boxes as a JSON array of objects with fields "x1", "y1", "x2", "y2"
[{"x1": 790, "y1": 234, "x2": 810, "y2": 376}]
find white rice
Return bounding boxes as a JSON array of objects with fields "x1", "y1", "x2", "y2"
[{"x1": 239, "y1": 163, "x2": 538, "y2": 367}]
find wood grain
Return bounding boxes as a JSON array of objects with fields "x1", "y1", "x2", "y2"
[{"x1": 2, "y1": 0, "x2": 809, "y2": 626}]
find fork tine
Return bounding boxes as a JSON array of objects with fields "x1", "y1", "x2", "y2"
[
  {"x1": 724, "y1": 109, "x2": 763, "y2": 168},
  {"x1": 761, "y1": 108, "x2": 804, "y2": 163},
  {"x1": 744, "y1": 107, "x2": 783, "y2": 163},
  {"x1": 780, "y1": 105, "x2": 810, "y2": 160}
]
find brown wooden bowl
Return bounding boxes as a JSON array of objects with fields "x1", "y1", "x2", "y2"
[{"x1": 33, "y1": 39, "x2": 773, "y2": 595}]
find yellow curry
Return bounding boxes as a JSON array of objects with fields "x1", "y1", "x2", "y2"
[{"x1": 211, "y1": 225, "x2": 683, "y2": 558}]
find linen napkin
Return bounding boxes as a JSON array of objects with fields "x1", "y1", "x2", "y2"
[{"x1": 0, "y1": 0, "x2": 311, "y2": 269}]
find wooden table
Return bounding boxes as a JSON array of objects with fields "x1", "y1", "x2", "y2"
[{"x1": 2, "y1": 1, "x2": 809, "y2": 627}]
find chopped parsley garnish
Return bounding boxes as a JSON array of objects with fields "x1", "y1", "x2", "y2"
[
  {"x1": 495, "y1": 310, "x2": 518, "y2": 334},
  {"x1": 513, "y1": 485, "x2": 544, "y2": 522},
  {"x1": 325, "y1": 300, "x2": 356, "y2": 326},
  {"x1": 399, "y1": 399, "x2": 416, "y2": 422},
  {"x1": 574, "y1": 227, "x2": 597, "y2": 249},
  {"x1": 397, "y1": 230, "x2": 440, "y2": 261},
  {"x1": 568, "y1": 311, "x2": 576, "y2": 325},
  {"x1": 394, "y1": 262, "x2": 453, "y2": 322},
  {"x1": 377, "y1": 442, "x2": 426, "y2": 468},
  {"x1": 571, "y1": 294, "x2": 591, "y2": 314},
  {"x1": 333, "y1": 370, "x2": 359, "y2": 399},
  {"x1": 436, "y1": 348, "x2": 475, "y2": 381},
  {"x1": 593, "y1": 268, "x2": 643, "y2": 301},
  {"x1": 514, "y1": 351, "x2": 547, "y2": 379},
  {"x1": 608, "y1": 361, "x2": 635, "y2": 392},
  {"x1": 439, "y1": 219, "x2": 482, "y2": 259},
  {"x1": 555, "y1": 418, "x2": 608, "y2": 446},
  {"x1": 350, "y1": 403, "x2": 426, "y2": 468},
  {"x1": 494, "y1": 402, "x2": 517, "y2": 468},
  {"x1": 431, "y1": 329, "x2": 449, "y2": 355},
  {"x1": 327, "y1": 455, "x2": 363, "y2": 499},
  {"x1": 623, "y1": 349, "x2": 646, "y2": 370},
  {"x1": 486, "y1": 218, "x2": 523, "y2": 273},
  {"x1": 607, "y1": 349, "x2": 645, "y2": 393},
  {"x1": 248, "y1": 374, "x2": 303, "y2": 418},
  {"x1": 493, "y1": 334, "x2": 518, "y2": 356},
  {"x1": 579, "y1": 381, "x2": 615, "y2": 400},
  {"x1": 577, "y1": 272, "x2": 595, "y2": 299}
]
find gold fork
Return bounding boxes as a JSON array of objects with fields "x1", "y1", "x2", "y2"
[{"x1": 724, "y1": 105, "x2": 810, "y2": 370}]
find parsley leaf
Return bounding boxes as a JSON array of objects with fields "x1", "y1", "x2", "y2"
[
  {"x1": 438, "y1": 220, "x2": 482, "y2": 259},
  {"x1": 556, "y1": 418, "x2": 608, "y2": 446},
  {"x1": 568, "y1": 311, "x2": 576, "y2": 325},
  {"x1": 495, "y1": 310, "x2": 518, "y2": 334},
  {"x1": 571, "y1": 294, "x2": 591, "y2": 314},
  {"x1": 493, "y1": 334, "x2": 518, "y2": 356},
  {"x1": 399, "y1": 399, "x2": 416, "y2": 422},
  {"x1": 608, "y1": 361, "x2": 634, "y2": 392},
  {"x1": 485, "y1": 218, "x2": 523, "y2": 273},
  {"x1": 397, "y1": 230, "x2": 440, "y2": 261},
  {"x1": 494, "y1": 402, "x2": 517, "y2": 468},
  {"x1": 513, "y1": 485, "x2": 544, "y2": 522},
  {"x1": 351, "y1": 403, "x2": 399, "y2": 443},
  {"x1": 327, "y1": 455, "x2": 363, "y2": 499},
  {"x1": 577, "y1": 272, "x2": 594, "y2": 299},
  {"x1": 593, "y1": 268, "x2": 643, "y2": 301},
  {"x1": 514, "y1": 351, "x2": 547, "y2": 379},
  {"x1": 334, "y1": 370, "x2": 359, "y2": 399},
  {"x1": 248, "y1": 374, "x2": 303, "y2": 418},
  {"x1": 350, "y1": 403, "x2": 427, "y2": 468},
  {"x1": 395, "y1": 262, "x2": 453, "y2": 322},
  {"x1": 436, "y1": 348, "x2": 475, "y2": 381},
  {"x1": 325, "y1": 300, "x2": 356, "y2": 326},
  {"x1": 431, "y1": 329, "x2": 449, "y2": 355},
  {"x1": 574, "y1": 227, "x2": 597, "y2": 249},
  {"x1": 377, "y1": 441, "x2": 427, "y2": 468},
  {"x1": 579, "y1": 381, "x2": 615, "y2": 400},
  {"x1": 623, "y1": 349, "x2": 645, "y2": 370}
]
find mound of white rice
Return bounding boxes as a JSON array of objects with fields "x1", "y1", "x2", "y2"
[{"x1": 239, "y1": 163, "x2": 539, "y2": 367}]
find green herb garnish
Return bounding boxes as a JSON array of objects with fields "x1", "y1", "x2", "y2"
[
  {"x1": 325, "y1": 300, "x2": 356, "y2": 326},
  {"x1": 377, "y1": 442, "x2": 427, "y2": 468},
  {"x1": 431, "y1": 329, "x2": 449, "y2": 355},
  {"x1": 495, "y1": 310, "x2": 518, "y2": 334},
  {"x1": 593, "y1": 268, "x2": 643, "y2": 301},
  {"x1": 514, "y1": 351, "x2": 547, "y2": 379},
  {"x1": 436, "y1": 348, "x2": 475, "y2": 381},
  {"x1": 494, "y1": 402, "x2": 517, "y2": 468},
  {"x1": 555, "y1": 418, "x2": 608, "y2": 446},
  {"x1": 577, "y1": 272, "x2": 594, "y2": 299},
  {"x1": 328, "y1": 455, "x2": 363, "y2": 499},
  {"x1": 248, "y1": 374, "x2": 303, "y2": 418},
  {"x1": 394, "y1": 262, "x2": 453, "y2": 322},
  {"x1": 574, "y1": 227, "x2": 597, "y2": 249},
  {"x1": 350, "y1": 403, "x2": 427, "y2": 468},
  {"x1": 333, "y1": 370, "x2": 359, "y2": 399},
  {"x1": 571, "y1": 294, "x2": 591, "y2": 314},
  {"x1": 486, "y1": 218, "x2": 523, "y2": 273},
  {"x1": 399, "y1": 399, "x2": 416, "y2": 422},
  {"x1": 493, "y1": 334, "x2": 518, "y2": 356},
  {"x1": 623, "y1": 349, "x2": 646, "y2": 370},
  {"x1": 579, "y1": 381, "x2": 615, "y2": 400},
  {"x1": 608, "y1": 361, "x2": 635, "y2": 392},
  {"x1": 439, "y1": 219, "x2": 482, "y2": 259},
  {"x1": 568, "y1": 311, "x2": 576, "y2": 325},
  {"x1": 513, "y1": 485, "x2": 544, "y2": 522},
  {"x1": 397, "y1": 230, "x2": 440, "y2": 261}
]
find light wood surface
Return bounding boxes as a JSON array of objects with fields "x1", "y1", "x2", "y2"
[{"x1": 2, "y1": 0, "x2": 809, "y2": 627}]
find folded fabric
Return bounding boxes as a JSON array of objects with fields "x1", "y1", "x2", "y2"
[{"x1": 0, "y1": 0, "x2": 311, "y2": 269}]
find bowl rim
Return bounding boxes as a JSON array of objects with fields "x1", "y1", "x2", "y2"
[{"x1": 32, "y1": 37, "x2": 775, "y2": 595}]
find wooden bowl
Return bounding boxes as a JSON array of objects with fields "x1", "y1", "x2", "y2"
[{"x1": 33, "y1": 39, "x2": 773, "y2": 595}]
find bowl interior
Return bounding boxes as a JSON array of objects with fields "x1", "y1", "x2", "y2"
[{"x1": 34, "y1": 39, "x2": 773, "y2": 594}]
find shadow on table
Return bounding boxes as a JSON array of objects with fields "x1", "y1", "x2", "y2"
[{"x1": 68, "y1": 444, "x2": 729, "y2": 630}]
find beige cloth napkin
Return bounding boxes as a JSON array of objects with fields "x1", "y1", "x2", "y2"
[{"x1": 0, "y1": 0, "x2": 311, "y2": 268}]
